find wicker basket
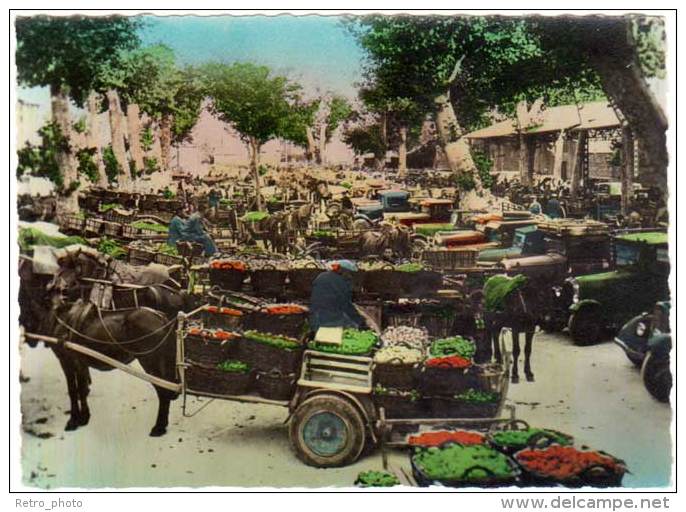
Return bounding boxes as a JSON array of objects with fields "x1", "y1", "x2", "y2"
[
  {"x1": 373, "y1": 360, "x2": 420, "y2": 390},
  {"x1": 427, "y1": 397, "x2": 499, "y2": 419},
  {"x1": 363, "y1": 269, "x2": 404, "y2": 297},
  {"x1": 128, "y1": 246, "x2": 156, "y2": 265},
  {"x1": 104, "y1": 209, "x2": 134, "y2": 224},
  {"x1": 202, "y1": 308, "x2": 244, "y2": 330},
  {"x1": 384, "y1": 309, "x2": 422, "y2": 328},
  {"x1": 411, "y1": 452, "x2": 521, "y2": 488},
  {"x1": 400, "y1": 270, "x2": 442, "y2": 297},
  {"x1": 418, "y1": 366, "x2": 476, "y2": 396},
  {"x1": 288, "y1": 267, "x2": 325, "y2": 298},
  {"x1": 373, "y1": 393, "x2": 428, "y2": 419},
  {"x1": 235, "y1": 336, "x2": 303, "y2": 373},
  {"x1": 184, "y1": 335, "x2": 238, "y2": 366},
  {"x1": 84, "y1": 217, "x2": 104, "y2": 235},
  {"x1": 102, "y1": 221, "x2": 122, "y2": 237},
  {"x1": 242, "y1": 311, "x2": 307, "y2": 339},
  {"x1": 250, "y1": 268, "x2": 288, "y2": 296},
  {"x1": 208, "y1": 268, "x2": 246, "y2": 290},
  {"x1": 422, "y1": 249, "x2": 477, "y2": 271},
  {"x1": 154, "y1": 252, "x2": 185, "y2": 266},
  {"x1": 256, "y1": 370, "x2": 297, "y2": 400},
  {"x1": 185, "y1": 363, "x2": 254, "y2": 396},
  {"x1": 420, "y1": 314, "x2": 455, "y2": 338},
  {"x1": 121, "y1": 224, "x2": 140, "y2": 239}
]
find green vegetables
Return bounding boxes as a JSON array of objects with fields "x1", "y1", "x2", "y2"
[
  {"x1": 414, "y1": 223, "x2": 455, "y2": 237},
  {"x1": 243, "y1": 331, "x2": 301, "y2": 351},
  {"x1": 156, "y1": 243, "x2": 179, "y2": 256},
  {"x1": 483, "y1": 274, "x2": 528, "y2": 312},
  {"x1": 355, "y1": 470, "x2": 400, "y2": 487},
  {"x1": 312, "y1": 230, "x2": 335, "y2": 238},
  {"x1": 395, "y1": 262, "x2": 424, "y2": 272},
  {"x1": 242, "y1": 211, "x2": 270, "y2": 223},
  {"x1": 99, "y1": 202, "x2": 123, "y2": 213},
  {"x1": 374, "y1": 384, "x2": 420, "y2": 401},
  {"x1": 490, "y1": 428, "x2": 573, "y2": 449},
  {"x1": 454, "y1": 388, "x2": 499, "y2": 404},
  {"x1": 413, "y1": 444, "x2": 516, "y2": 482},
  {"x1": 309, "y1": 329, "x2": 378, "y2": 355},
  {"x1": 131, "y1": 221, "x2": 168, "y2": 233},
  {"x1": 216, "y1": 360, "x2": 250, "y2": 374},
  {"x1": 98, "y1": 237, "x2": 126, "y2": 259},
  {"x1": 18, "y1": 227, "x2": 87, "y2": 253},
  {"x1": 430, "y1": 336, "x2": 476, "y2": 359}
]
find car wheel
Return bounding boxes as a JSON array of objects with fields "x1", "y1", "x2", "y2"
[
  {"x1": 625, "y1": 351, "x2": 645, "y2": 368},
  {"x1": 289, "y1": 395, "x2": 366, "y2": 468},
  {"x1": 641, "y1": 351, "x2": 672, "y2": 403},
  {"x1": 569, "y1": 307, "x2": 602, "y2": 346}
]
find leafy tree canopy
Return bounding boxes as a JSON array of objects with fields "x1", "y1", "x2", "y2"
[{"x1": 15, "y1": 15, "x2": 141, "y2": 105}]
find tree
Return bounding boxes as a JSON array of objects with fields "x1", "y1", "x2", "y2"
[
  {"x1": 203, "y1": 62, "x2": 306, "y2": 210},
  {"x1": 16, "y1": 15, "x2": 141, "y2": 191},
  {"x1": 342, "y1": 123, "x2": 387, "y2": 170},
  {"x1": 349, "y1": 15, "x2": 607, "y2": 187}
]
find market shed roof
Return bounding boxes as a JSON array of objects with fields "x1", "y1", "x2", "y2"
[{"x1": 465, "y1": 101, "x2": 620, "y2": 139}]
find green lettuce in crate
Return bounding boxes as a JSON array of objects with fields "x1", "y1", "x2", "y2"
[
  {"x1": 454, "y1": 388, "x2": 499, "y2": 404},
  {"x1": 156, "y1": 243, "x2": 179, "y2": 256},
  {"x1": 99, "y1": 202, "x2": 123, "y2": 213},
  {"x1": 356, "y1": 470, "x2": 400, "y2": 487},
  {"x1": 490, "y1": 428, "x2": 572, "y2": 449},
  {"x1": 216, "y1": 360, "x2": 250, "y2": 374},
  {"x1": 395, "y1": 262, "x2": 424, "y2": 272},
  {"x1": 243, "y1": 331, "x2": 301, "y2": 351},
  {"x1": 414, "y1": 223, "x2": 454, "y2": 237},
  {"x1": 18, "y1": 227, "x2": 87, "y2": 253},
  {"x1": 413, "y1": 444, "x2": 516, "y2": 481},
  {"x1": 98, "y1": 237, "x2": 127, "y2": 259},
  {"x1": 131, "y1": 220, "x2": 169, "y2": 233},
  {"x1": 242, "y1": 211, "x2": 270, "y2": 223},
  {"x1": 430, "y1": 336, "x2": 476, "y2": 359},
  {"x1": 309, "y1": 329, "x2": 378, "y2": 355}
]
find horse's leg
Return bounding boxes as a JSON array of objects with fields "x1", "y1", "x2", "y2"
[
  {"x1": 149, "y1": 386, "x2": 173, "y2": 437},
  {"x1": 75, "y1": 362, "x2": 92, "y2": 426},
  {"x1": 56, "y1": 353, "x2": 82, "y2": 431},
  {"x1": 524, "y1": 330, "x2": 535, "y2": 382},
  {"x1": 511, "y1": 330, "x2": 521, "y2": 384},
  {"x1": 492, "y1": 325, "x2": 503, "y2": 364}
]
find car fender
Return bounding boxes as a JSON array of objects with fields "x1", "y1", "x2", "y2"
[{"x1": 569, "y1": 299, "x2": 601, "y2": 313}]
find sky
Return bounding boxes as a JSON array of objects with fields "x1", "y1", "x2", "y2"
[{"x1": 17, "y1": 14, "x2": 366, "y2": 113}]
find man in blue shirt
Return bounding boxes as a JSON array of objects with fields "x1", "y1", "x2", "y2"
[
  {"x1": 309, "y1": 260, "x2": 364, "y2": 332},
  {"x1": 167, "y1": 208, "x2": 187, "y2": 248}
]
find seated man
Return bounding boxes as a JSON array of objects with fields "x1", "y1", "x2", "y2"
[
  {"x1": 309, "y1": 260, "x2": 364, "y2": 333},
  {"x1": 167, "y1": 208, "x2": 187, "y2": 248},
  {"x1": 183, "y1": 208, "x2": 218, "y2": 257}
]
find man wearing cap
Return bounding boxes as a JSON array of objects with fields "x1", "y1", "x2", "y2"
[{"x1": 309, "y1": 260, "x2": 365, "y2": 332}]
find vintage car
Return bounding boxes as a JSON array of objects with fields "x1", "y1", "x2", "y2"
[
  {"x1": 566, "y1": 231, "x2": 670, "y2": 345},
  {"x1": 478, "y1": 225, "x2": 545, "y2": 262},
  {"x1": 614, "y1": 302, "x2": 672, "y2": 402},
  {"x1": 354, "y1": 190, "x2": 412, "y2": 224}
]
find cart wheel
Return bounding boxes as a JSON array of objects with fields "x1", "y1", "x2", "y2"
[
  {"x1": 289, "y1": 395, "x2": 366, "y2": 468},
  {"x1": 568, "y1": 308, "x2": 602, "y2": 346},
  {"x1": 641, "y1": 351, "x2": 671, "y2": 403}
]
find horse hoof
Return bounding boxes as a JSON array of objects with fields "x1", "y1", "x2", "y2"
[
  {"x1": 511, "y1": 375, "x2": 520, "y2": 384},
  {"x1": 149, "y1": 426, "x2": 167, "y2": 437},
  {"x1": 65, "y1": 420, "x2": 79, "y2": 431},
  {"x1": 526, "y1": 373, "x2": 535, "y2": 382},
  {"x1": 78, "y1": 414, "x2": 90, "y2": 426}
]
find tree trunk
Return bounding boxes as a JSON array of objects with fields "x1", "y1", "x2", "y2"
[
  {"x1": 159, "y1": 113, "x2": 173, "y2": 172},
  {"x1": 127, "y1": 103, "x2": 144, "y2": 176},
  {"x1": 398, "y1": 125, "x2": 408, "y2": 177},
  {"x1": 50, "y1": 84, "x2": 78, "y2": 190},
  {"x1": 318, "y1": 123, "x2": 327, "y2": 165},
  {"x1": 434, "y1": 92, "x2": 477, "y2": 174},
  {"x1": 249, "y1": 137, "x2": 263, "y2": 211},
  {"x1": 552, "y1": 130, "x2": 566, "y2": 182},
  {"x1": 569, "y1": 131, "x2": 586, "y2": 197},
  {"x1": 86, "y1": 91, "x2": 108, "y2": 188},
  {"x1": 106, "y1": 89, "x2": 130, "y2": 187},
  {"x1": 518, "y1": 132, "x2": 529, "y2": 186},
  {"x1": 621, "y1": 126, "x2": 635, "y2": 215},
  {"x1": 305, "y1": 126, "x2": 317, "y2": 162}
]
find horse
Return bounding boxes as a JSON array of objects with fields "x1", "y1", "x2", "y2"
[
  {"x1": 358, "y1": 223, "x2": 413, "y2": 259},
  {"x1": 19, "y1": 251, "x2": 187, "y2": 437},
  {"x1": 263, "y1": 212, "x2": 292, "y2": 254},
  {"x1": 482, "y1": 274, "x2": 538, "y2": 383}
]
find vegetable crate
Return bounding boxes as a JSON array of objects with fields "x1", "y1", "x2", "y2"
[
  {"x1": 421, "y1": 249, "x2": 478, "y2": 271},
  {"x1": 84, "y1": 217, "x2": 105, "y2": 235},
  {"x1": 121, "y1": 224, "x2": 141, "y2": 239},
  {"x1": 298, "y1": 350, "x2": 373, "y2": 394},
  {"x1": 60, "y1": 214, "x2": 85, "y2": 233},
  {"x1": 104, "y1": 209, "x2": 134, "y2": 224},
  {"x1": 154, "y1": 252, "x2": 186, "y2": 267},
  {"x1": 102, "y1": 221, "x2": 122, "y2": 237},
  {"x1": 128, "y1": 246, "x2": 156, "y2": 265},
  {"x1": 185, "y1": 362, "x2": 255, "y2": 396}
]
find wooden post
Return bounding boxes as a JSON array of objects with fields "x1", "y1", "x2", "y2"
[
  {"x1": 552, "y1": 130, "x2": 566, "y2": 182},
  {"x1": 569, "y1": 131, "x2": 587, "y2": 198}
]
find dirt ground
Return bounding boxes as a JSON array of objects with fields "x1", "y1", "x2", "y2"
[{"x1": 18, "y1": 331, "x2": 673, "y2": 489}]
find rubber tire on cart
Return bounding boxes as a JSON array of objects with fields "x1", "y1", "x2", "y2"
[
  {"x1": 289, "y1": 395, "x2": 366, "y2": 468},
  {"x1": 568, "y1": 307, "x2": 602, "y2": 346},
  {"x1": 641, "y1": 351, "x2": 671, "y2": 403}
]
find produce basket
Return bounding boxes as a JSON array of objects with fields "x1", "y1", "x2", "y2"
[
  {"x1": 420, "y1": 311, "x2": 455, "y2": 338},
  {"x1": 154, "y1": 252, "x2": 185, "y2": 266},
  {"x1": 400, "y1": 270, "x2": 442, "y2": 297},
  {"x1": 514, "y1": 446, "x2": 626, "y2": 488},
  {"x1": 201, "y1": 305, "x2": 244, "y2": 330},
  {"x1": 209, "y1": 268, "x2": 246, "y2": 291},
  {"x1": 104, "y1": 209, "x2": 134, "y2": 224},
  {"x1": 121, "y1": 224, "x2": 140, "y2": 239},
  {"x1": 102, "y1": 221, "x2": 122, "y2": 237},
  {"x1": 488, "y1": 423, "x2": 574, "y2": 456},
  {"x1": 60, "y1": 214, "x2": 86, "y2": 233},
  {"x1": 411, "y1": 444, "x2": 521, "y2": 488},
  {"x1": 184, "y1": 333, "x2": 238, "y2": 366},
  {"x1": 418, "y1": 364, "x2": 476, "y2": 396},
  {"x1": 383, "y1": 303, "x2": 422, "y2": 328},
  {"x1": 373, "y1": 359, "x2": 420, "y2": 390},
  {"x1": 373, "y1": 389, "x2": 428, "y2": 419},
  {"x1": 363, "y1": 267, "x2": 404, "y2": 297},
  {"x1": 288, "y1": 264, "x2": 325, "y2": 298},
  {"x1": 84, "y1": 217, "x2": 105, "y2": 235},
  {"x1": 236, "y1": 332, "x2": 304, "y2": 373},
  {"x1": 242, "y1": 309, "x2": 308, "y2": 339},
  {"x1": 422, "y1": 249, "x2": 477, "y2": 271},
  {"x1": 128, "y1": 246, "x2": 156, "y2": 265},
  {"x1": 256, "y1": 370, "x2": 297, "y2": 400},
  {"x1": 407, "y1": 430, "x2": 487, "y2": 448},
  {"x1": 427, "y1": 396, "x2": 499, "y2": 419},
  {"x1": 185, "y1": 362, "x2": 254, "y2": 396},
  {"x1": 250, "y1": 266, "x2": 288, "y2": 296}
]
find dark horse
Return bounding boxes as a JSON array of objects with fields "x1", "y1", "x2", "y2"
[
  {"x1": 482, "y1": 274, "x2": 538, "y2": 383},
  {"x1": 19, "y1": 248, "x2": 188, "y2": 436}
]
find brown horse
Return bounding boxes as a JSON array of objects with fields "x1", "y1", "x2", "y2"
[
  {"x1": 482, "y1": 275, "x2": 538, "y2": 383},
  {"x1": 358, "y1": 223, "x2": 413, "y2": 258}
]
